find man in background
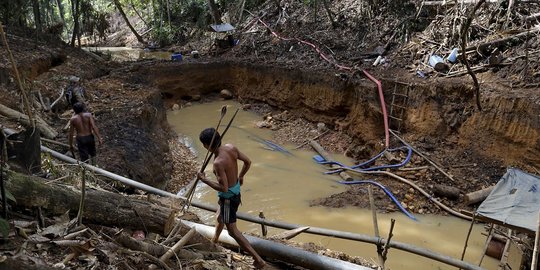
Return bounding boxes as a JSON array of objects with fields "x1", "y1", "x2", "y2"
[{"x1": 68, "y1": 102, "x2": 103, "y2": 164}]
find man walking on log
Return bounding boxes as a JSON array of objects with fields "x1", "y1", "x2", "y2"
[
  {"x1": 197, "y1": 127, "x2": 266, "y2": 269},
  {"x1": 69, "y1": 102, "x2": 103, "y2": 165}
]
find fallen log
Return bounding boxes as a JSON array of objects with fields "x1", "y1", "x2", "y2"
[
  {"x1": 433, "y1": 184, "x2": 461, "y2": 200},
  {"x1": 464, "y1": 185, "x2": 495, "y2": 205},
  {"x1": 0, "y1": 104, "x2": 57, "y2": 139},
  {"x1": 6, "y1": 171, "x2": 176, "y2": 234},
  {"x1": 464, "y1": 26, "x2": 540, "y2": 53}
]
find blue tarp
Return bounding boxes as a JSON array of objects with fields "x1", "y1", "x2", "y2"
[{"x1": 477, "y1": 168, "x2": 540, "y2": 233}]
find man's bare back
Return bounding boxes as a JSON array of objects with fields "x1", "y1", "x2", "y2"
[
  {"x1": 70, "y1": 112, "x2": 94, "y2": 137},
  {"x1": 68, "y1": 103, "x2": 103, "y2": 164},
  {"x1": 212, "y1": 144, "x2": 248, "y2": 189}
]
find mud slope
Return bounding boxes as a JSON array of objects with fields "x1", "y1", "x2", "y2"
[{"x1": 142, "y1": 61, "x2": 539, "y2": 168}]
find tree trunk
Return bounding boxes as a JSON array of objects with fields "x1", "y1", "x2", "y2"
[
  {"x1": 464, "y1": 186, "x2": 495, "y2": 205},
  {"x1": 70, "y1": 0, "x2": 80, "y2": 46},
  {"x1": 207, "y1": 0, "x2": 222, "y2": 24},
  {"x1": 130, "y1": 0, "x2": 148, "y2": 27},
  {"x1": 433, "y1": 184, "x2": 461, "y2": 200},
  {"x1": 6, "y1": 171, "x2": 177, "y2": 235},
  {"x1": 56, "y1": 0, "x2": 65, "y2": 24},
  {"x1": 113, "y1": 0, "x2": 146, "y2": 45},
  {"x1": 32, "y1": 0, "x2": 42, "y2": 32}
]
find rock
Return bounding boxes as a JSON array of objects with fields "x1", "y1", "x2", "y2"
[
  {"x1": 185, "y1": 102, "x2": 192, "y2": 107},
  {"x1": 418, "y1": 208, "x2": 424, "y2": 214},
  {"x1": 317, "y1": 122, "x2": 326, "y2": 132},
  {"x1": 172, "y1": 104, "x2": 180, "y2": 110},
  {"x1": 191, "y1": 94, "x2": 201, "y2": 101},
  {"x1": 242, "y1": 104, "x2": 252, "y2": 110},
  {"x1": 220, "y1": 89, "x2": 233, "y2": 99},
  {"x1": 404, "y1": 193, "x2": 414, "y2": 201},
  {"x1": 256, "y1": 120, "x2": 272, "y2": 128}
]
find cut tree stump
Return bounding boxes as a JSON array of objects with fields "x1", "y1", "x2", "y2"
[
  {"x1": 464, "y1": 186, "x2": 495, "y2": 205},
  {"x1": 6, "y1": 171, "x2": 176, "y2": 235}
]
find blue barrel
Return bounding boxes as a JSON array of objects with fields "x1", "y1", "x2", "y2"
[{"x1": 171, "y1": 53, "x2": 182, "y2": 61}]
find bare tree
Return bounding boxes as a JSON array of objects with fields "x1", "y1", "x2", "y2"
[
  {"x1": 208, "y1": 0, "x2": 222, "y2": 24},
  {"x1": 113, "y1": 0, "x2": 146, "y2": 45}
]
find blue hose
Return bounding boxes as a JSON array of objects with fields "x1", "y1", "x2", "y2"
[
  {"x1": 318, "y1": 145, "x2": 413, "y2": 174},
  {"x1": 339, "y1": 180, "x2": 417, "y2": 221}
]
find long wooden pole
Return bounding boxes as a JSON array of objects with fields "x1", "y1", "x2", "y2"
[
  {"x1": 389, "y1": 130, "x2": 456, "y2": 183},
  {"x1": 460, "y1": 214, "x2": 477, "y2": 268},
  {"x1": 0, "y1": 24, "x2": 35, "y2": 127},
  {"x1": 76, "y1": 166, "x2": 86, "y2": 226},
  {"x1": 309, "y1": 139, "x2": 353, "y2": 181}
]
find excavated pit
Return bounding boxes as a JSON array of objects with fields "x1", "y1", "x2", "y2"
[{"x1": 141, "y1": 61, "x2": 540, "y2": 170}]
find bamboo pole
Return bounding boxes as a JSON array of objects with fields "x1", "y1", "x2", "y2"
[{"x1": 0, "y1": 24, "x2": 35, "y2": 127}]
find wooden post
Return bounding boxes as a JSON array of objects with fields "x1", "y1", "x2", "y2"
[
  {"x1": 309, "y1": 139, "x2": 353, "y2": 181},
  {"x1": 0, "y1": 24, "x2": 35, "y2": 128},
  {"x1": 381, "y1": 219, "x2": 396, "y2": 262},
  {"x1": 478, "y1": 223, "x2": 494, "y2": 266},
  {"x1": 259, "y1": 212, "x2": 267, "y2": 237},
  {"x1": 460, "y1": 214, "x2": 477, "y2": 268},
  {"x1": 368, "y1": 185, "x2": 385, "y2": 269},
  {"x1": 498, "y1": 229, "x2": 512, "y2": 269},
  {"x1": 77, "y1": 166, "x2": 86, "y2": 226},
  {"x1": 532, "y1": 211, "x2": 540, "y2": 270}
]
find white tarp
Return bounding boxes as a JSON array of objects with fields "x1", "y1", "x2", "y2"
[
  {"x1": 210, "y1": 23, "x2": 235, "y2": 32},
  {"x1": 477, "y1": 168, "x2": 540, "y2": 233}
]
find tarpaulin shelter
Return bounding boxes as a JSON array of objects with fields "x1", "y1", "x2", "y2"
[
  {"x1": 476, "y1": 168, "x2": 540, "y2": 234},
  {"x1": 460, "y1": 168, "x2": 540, "y2": 269}
]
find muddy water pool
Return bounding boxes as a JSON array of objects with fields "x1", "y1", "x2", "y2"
[
  {"x1": 167, "y1": 100, "x2": 497, "y2": 270},
  {"x1": 82, "y1": 47, "x2": 172, "y2": 61}
]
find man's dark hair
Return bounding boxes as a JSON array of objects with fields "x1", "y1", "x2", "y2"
[
  {"x1": 73, "y1": 102, "x2": 85, "y2": 114},
  {"x1": 199, "y1": 128, "x2": 221, "y2": 149}
]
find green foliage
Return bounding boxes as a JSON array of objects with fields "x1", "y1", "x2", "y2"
[
  {"x1": 152, "y1": 25, "x2": 173, "y2": 46},
  {"x1": 0, "y1": 218, "x2": 8, "y2": 240},
  {"x1": 0, "y1": 190, "x2": 16, "y2": 204}
]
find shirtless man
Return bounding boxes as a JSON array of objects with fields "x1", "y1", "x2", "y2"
[
  {"x1": 68, "y1": 102, "x2": 103, "y2": 165},
  {"x1": 197, "y1": 128, "x2": 266, "y2": 269}
]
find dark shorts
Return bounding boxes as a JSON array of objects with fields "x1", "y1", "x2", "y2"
[
  {"x1": 218, "y1": 194, "x2": 241, "y2": 224},
  {"x1": 76, "y1": 134, "x2": 96, "y2": 162}
]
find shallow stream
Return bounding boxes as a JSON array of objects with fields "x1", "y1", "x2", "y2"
[{"x1": 167, "y1": 100, "x2": 497, "y2": 270}]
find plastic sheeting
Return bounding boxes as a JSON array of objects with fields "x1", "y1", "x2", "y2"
[{"x1": 477, "y1": 168, "x2": 540, "y2": 233}]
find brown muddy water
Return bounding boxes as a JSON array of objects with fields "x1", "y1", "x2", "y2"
[
  {"x1": 167, "y1": 100, "x2": 498, "y2": 270},
  {"x1": 82, "y1": 47, "x2": 172, "y2": 61}
]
